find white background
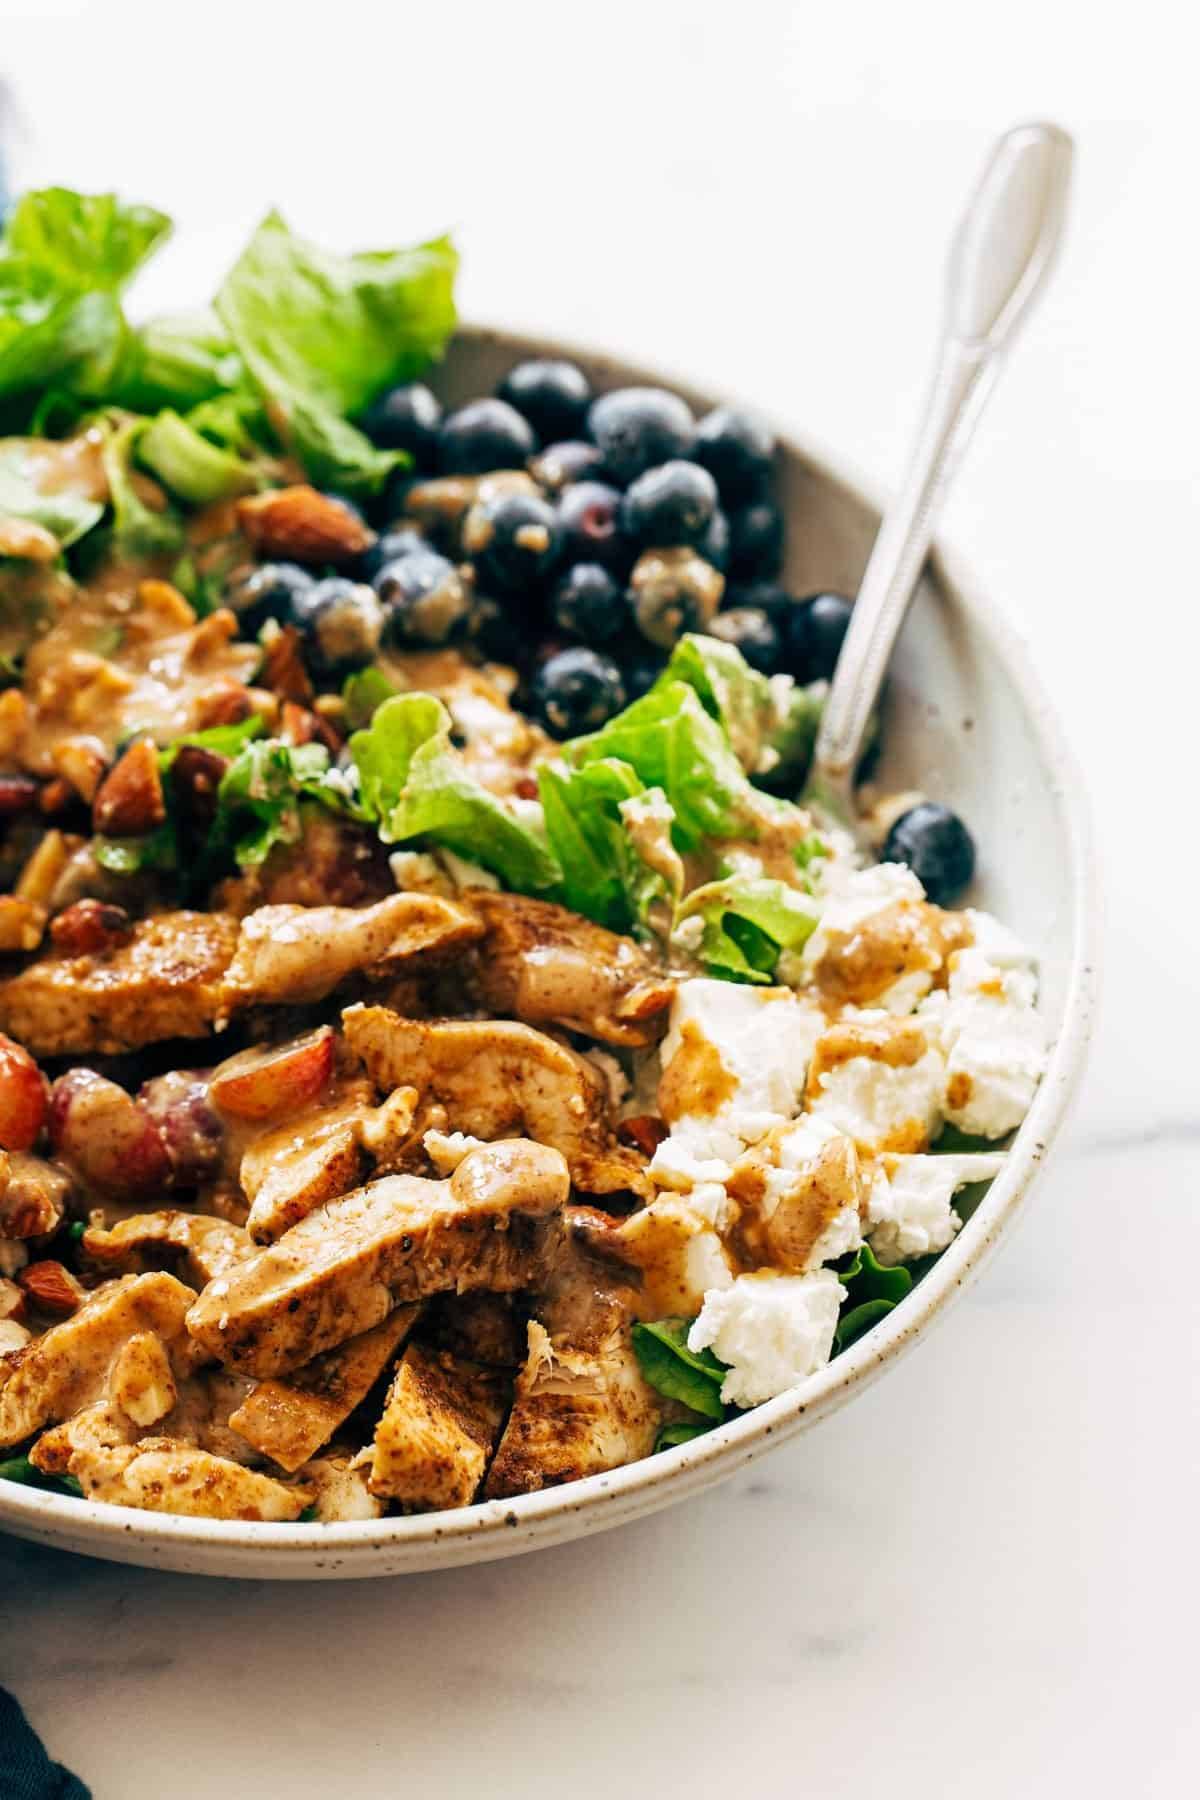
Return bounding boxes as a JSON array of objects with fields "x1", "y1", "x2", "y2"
[{"x1": 0, "y1": 2, "x2": 1197, "y2": 1795}]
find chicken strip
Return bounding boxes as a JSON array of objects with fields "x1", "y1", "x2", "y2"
[
  {"x1": 343, "y1": 1007, "x2": 651, "y2": 1200},
  {"x1": 484, "y1": 1315, "x2": 661, "y2": 1498},
  {"x1": 221, "y1": 892, "x2": 482, "y2": 1009},
  {"x1": 465, "y1": 892, "x2": 673, "y2": 1047},
  {"x1": 0, "y1": 912, "x2": 239, "y2": 1057},
  {"x1": 299, "y1": 1451, "x2": 384, "y2": 1521},
  {"x1": 0, "y1": 1272, "x2": 196, "y2": 1446},
  {"x1": 362, "y1": 1342, "x2": 508, "y2": 1510},
  {"x1": 83, "y1": 1212, "x2": 256, "y2": 1286},
  {"x1": 32, "y1": 1400, "x2": 308, "y2": 1521},
  {"x1": 0, "y1": 1152, "x2": 70, "y2": 1241},
  {"x1": 227, "y1": 1307, "x2": 418, "y2": 1472},
  {"x1": 186, "y1": 1140, "x2": 570, "y2": 1379}
]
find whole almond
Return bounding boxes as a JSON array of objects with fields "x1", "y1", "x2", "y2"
[
  {"x1": 92, "y1": 738, "x2": 166, "y2": 836},
  {"x1": 238, "y1": 485, "x2": 375, "y2": 564},
  {"x1": 18, "y1": 1259, "x2": 86, "y2": 1317}
]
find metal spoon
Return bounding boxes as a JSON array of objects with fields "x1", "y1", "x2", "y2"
[{"x1": 804, "y1": 121, "x2": 1075, "y2": 841}]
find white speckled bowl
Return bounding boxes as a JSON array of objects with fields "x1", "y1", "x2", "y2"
[{"x1": 0, "y1": 327, "x2": 1098, "y2": 1578}]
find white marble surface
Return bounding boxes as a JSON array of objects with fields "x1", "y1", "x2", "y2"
[{"x1": 0, "y1": 2, "x2": 1197, "y2": 1794}]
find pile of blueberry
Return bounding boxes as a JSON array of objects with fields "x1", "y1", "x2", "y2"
[{"x1": 229, "y1": 358, "x2": 858, "y2": 742}]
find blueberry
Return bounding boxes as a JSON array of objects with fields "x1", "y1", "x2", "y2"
[
  {"x1": 439, "y1": 398, "x2": 537, "y2": 475},
  {"x1": 226, "y1": 562, "x2": 316, "y2": 635},
  {"x1": 708, "y1": 606, "x2": 782, "y2": 674},
  {"x1": 498, "y1": 359, "x2": 592, "y2": 442},
  {"x1": 531, "y1": 647, "x2": 626, "y2": 738},
  {"x1": 692, "y1": 407, "x2": 775, "y2": 504},
  {"x1": 557, "y1": 480, "x2": 629, "y2": 571},
  {"x1": 699, "y1": 505, "x2": 730, "y2": 573},
  {"x1": 361, "y1": 382, "x2": 442, "y2": 466},
  {"x1": 362, "y1": 527, "x2": 427, "y2": 582},
  {"x1": 620, "y1": 460, "x2": 718, "y2": 549},
  {"x1": 586, "y1": 387, "x2": 695, "y2": 486},
  {"x1": 728, "y1": 497, "x2": 784, "y2": 580},
  {"x1": 802, "y1": 592, "x2": 854, "y2": 679},
  {"x1": 463, "y1": 492, "x2": 562, "y2": 595},
  {"x1": 620, "y1": 643, "x2": 667, "y2": 702},
  {"x1": 376, "y1": 550, "x2": 471, "y2": 646},
  {"x1": 882, "y1": 803, "x2": 976, "y2": 906},
  {"x1": 551, "y1": 563, "x2": 628, "y2": 644},
  {"x1": 630, "y1": 547, "x2": 724, "y2": 649},
  {"x1": 301, "y1": 578, "x2": 384, "y2": 671},
  {"x1": 530, "y1": 440, "x2": 606, "y2": 492}
]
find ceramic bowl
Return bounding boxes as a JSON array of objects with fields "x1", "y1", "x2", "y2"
[{"x1": 0, "y1": 326, "x2": 1098, "y2": 1578}]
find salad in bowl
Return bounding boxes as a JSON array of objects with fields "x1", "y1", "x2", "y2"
[{"x1": 0, "y1": 189, "x2": 1049, "y2": 1528}]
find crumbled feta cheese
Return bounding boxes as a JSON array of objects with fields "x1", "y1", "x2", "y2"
[
  {"x1": 867, "y1": 1150, "x2": 1006, "y2": 1264},
  {"x1": 801, "y1": 861, "x2": 935, "y2": 1013},
  {"x1": 649, "y1": 1137, "x2": 734, "y2": 1191},
  {"x1": 920, "y1": 924, "x2": 1047, "y2": 1138},
  {"x1": 507, "y1": 796, "x2": 546, "y2": 832},
  {"x1": 620, "y1": 1198, "x2": 734, "y2": 1316},
  {"x1": 658, "y1": 978, "x2": 825, "y2": 1162},
  {"x1": 731, "y1": 1113, "x2": 864, "y2": 1270},
  {"x1": 389, "y1": 850, "x2": 448, "y2": 895},
  {"x1": 423, "y1": 1129, "x2": 487, "y2": 1175},
  {"x1": 438, "y1": 850, "x2": 501, "y2": 892},
  {"x1": 807, "y1": 1012, "x2": 946, "y2": 1153},
  {"x1": 688, "y1": 1269, "x2": 845, "y2": 1406}
]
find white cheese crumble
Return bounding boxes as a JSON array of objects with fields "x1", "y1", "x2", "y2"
[
  {"x1": 746, "y1": 1113, "x2": 864, "y2": 1270},
  {"x1": 620, "y1": 1198, "x2": 734, "y2": 1316},
  {"x1": 920, "y1": 915, "x2": 1047, "y2": 1138},
  {"x1": 438, "y1": 850, "x2": 501, "y2": 892},
  {"x1": 807, "y1": 1014, "x2": 946, "y2": 1153},
  {"x1": 657, "y1": 978, "x2": 825, "y2": 1163},
  {"x1": 801, "y1": 861, "x2": 934, "y2": 1014},
  {"x1": 423, "y1": 1129, "x2": 487, "y2": 1175},
  {"x1": 688, "y1": 1269, "x2": 846, "y2": 1406},
  {"x1": 866, "y1": 1150, "x2": 1007, "y2": 1265}
]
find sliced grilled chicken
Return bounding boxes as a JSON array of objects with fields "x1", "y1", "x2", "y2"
[
  {"x1": 32, "y1": 1400, "x2": 308, "y2": 1520},
  {"x1": 187, "y1": 1140, "x2": 570, "y2": 1379},
  {"x1": 83, "y1": 1212, "x2": 256, "y2": 1286},
  {"x1": 0, "y1": 912, "x2": 239, "y2": 1057},
  {"x1": 465, "y1": 892, "x2": 674, "y2": 1047},
  {"x1": 228, "y1": 1306, "x2": 418, "y2": 1472},
  {"x1": 343, "y1": 1007, "x2": 651, "y2": 1200},
  {"x1": 221, "y1": 892, "x2": 482, "y2": 1008},
  {"x1": 484, "y1": 1314, "x2": 661, "y2": 1498},
  {"x1": 0, "y1": 1272, "x2": 196, "y2": 1446},
  {"x1": 0, "y1": 1152, "x2": 70, "y2": 1240},
  {"x1": 363, "y1": 1342, "x2": 508, "y2": 1510},
  {"x1": 298, "y1": 1451, "x2": 384, "y2": 1521}
]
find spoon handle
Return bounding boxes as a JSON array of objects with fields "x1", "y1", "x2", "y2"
[{"x1": 810, "y1": 121, "x2": 1075, "y2": 812}]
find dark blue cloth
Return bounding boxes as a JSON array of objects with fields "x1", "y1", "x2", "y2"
[{"x1": 0, "y1": 1689, "x2": 89, "y2": 1799}]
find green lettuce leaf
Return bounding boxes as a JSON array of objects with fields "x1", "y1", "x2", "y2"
[
  {"x1": 0, "y1": 441, "x2": 103, "y2": 549},
  {"x1": 537, "y1": 758, "x2": 677, "y2": 933},
  {"x1": 655, "y1": 1421, "x2": 716, "y2": 1452},
  {"x1": 215, "y1": 212, "x2": 458, "y2": 495},
  {"x1": 673, "y1": 875, "x2": 820, "y2": 983},
  {"x1": 212, "y1": 738, "x2": 354, "y2": 868},
  {"x1": 108, "y1": 310, "x2": 245, "y2": 413},
  {"x1": 137, "y1": 408, "x2": 262, "y2": 504},
  {"x1": 350, "y1": 693, "x2": 560, "y2": 891},
  {"x1": 764, "y1": 680, "x2": 826, "y2": 789},
  {"x1": 342, "y1": 666, "x2": 398, "y2": 731},
  {"x1": 0, "y1": 188, "x2": 171, "y2": 408},
  {"x1": 631, "y1": 1318, "x2": 728, "y2": 1421},
  {"x1": 99, "y1": 414, "x2": 184, "y2": 559},
  {"x1": 832, "y1": 1242, "x2": 913, "y2": 1351},
  {"x1": 654, "y1": 633, "x2": 773, "y2": 771},
  {"x1": 567, "y1": 680, "x2": 757, "y2": 852}
]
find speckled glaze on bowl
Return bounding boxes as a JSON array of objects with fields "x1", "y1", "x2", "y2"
[{"x1": 0, "y1": 326, "x2": 1099, "y2": 1578}]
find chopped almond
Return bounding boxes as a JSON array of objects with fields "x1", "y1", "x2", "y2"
[
  {"x1": 49, "y1": 900, "x2": 134, "y2": 956},
  {"x1": 0, "y1": 896, "x2": 46, "y2": 953},
  {"x1": 260, "y1": 626, "x2": 314, "y2": 703},
  {"x1": 92, "y1": 738, "x2": 166, "y2": 836},
  {"x1": 18, "y1": 1259, "x2": 86, "y2": 1317},
  {"x1": 238, "y1": 485, "x2": 375, "y2": 564},
  {"x1": 14, "y1": 830, "x2": 70, "y2": 906},
  {"x1": 51, "y1": 738, "x2": 109, "y2": 804}
]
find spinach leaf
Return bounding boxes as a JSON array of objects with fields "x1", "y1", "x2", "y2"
[
  {"x1": 0, "y1": 1452, "x2": 83, "y2": 1497},
  {"x1": 215, "y1": 212, "x2": 457, "y2": 495},
  {"x1": 350, "y1": 693, "x2": 560, "y2": 891},
  {"x1": 631, "y1": 1318, "x2": 728, "y2": 1421},
  {"x1": 832, "y1": 1242, "x2": 913, "y2": 1352},
  {"x1": 655, "y1": 1421, "x2": 716, "y2": 1452}
]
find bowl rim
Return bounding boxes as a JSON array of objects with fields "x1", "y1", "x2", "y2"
[{"x1": 0, "y1": 323, "x2": 1100, "y2": 1571}]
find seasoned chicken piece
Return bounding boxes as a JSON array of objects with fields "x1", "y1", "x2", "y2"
[
  {"x1": 0, "y1": 911, "x2": 239, "y2": 1057},
  {"x1": 187, "y1": 1140, "x2": 570, "y2": 1378},
  {"x1": 484, "y1": 1316, "x2": 661, "y2": 1498},
  {"x1": 0, "y1": 1152, "x2": 70, "y2": 1240},
  {"x1": 108, "y1": 1331, "x2": 177, "y2": 1426},
  {"x1": 216, "y1": 811, "x2": 395, "y2": 915},
  {"x1": 221, "y1": 892, "x2": 482, "y2": 1009},
  {"x1": 363, "y1": 1342, "x2": 508, "y2": 1510},
  {"x1": 0, "y1": 1272, "x2": 195, "y2": 1446},
  {"x1": 158, "y1": 1369, "x2": 258, "y2": 1464},
  {"x1": 83, "y1": 1212, "x2": 256, "y2": 1286},
  {"x1": 422, "y1": 1291, "x2": 525, "y2": 1368},
  {"x1": 240, "y1": 1084, "x2": 419, "y2": 1245},
  {"x1": 343, "y1": 1007, "x2": 651, "y2": 1200},
  {"x1": 465, "y1": 892, "x2": 674, "y2": 1047},
  {"x1": 299, "y1": 1451, "x2": 384, "y2": 1521},
  {"x1": 32, "y1": 1400, "x2": 308, "y2": 1520},
  {"x1": 228, "y1": 1307, "x2": 418, "y2": 1472}
]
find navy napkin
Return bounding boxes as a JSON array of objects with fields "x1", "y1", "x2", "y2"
[{"x1": 0, "y1": 1689, "x2": 90, "y2": 1799}]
